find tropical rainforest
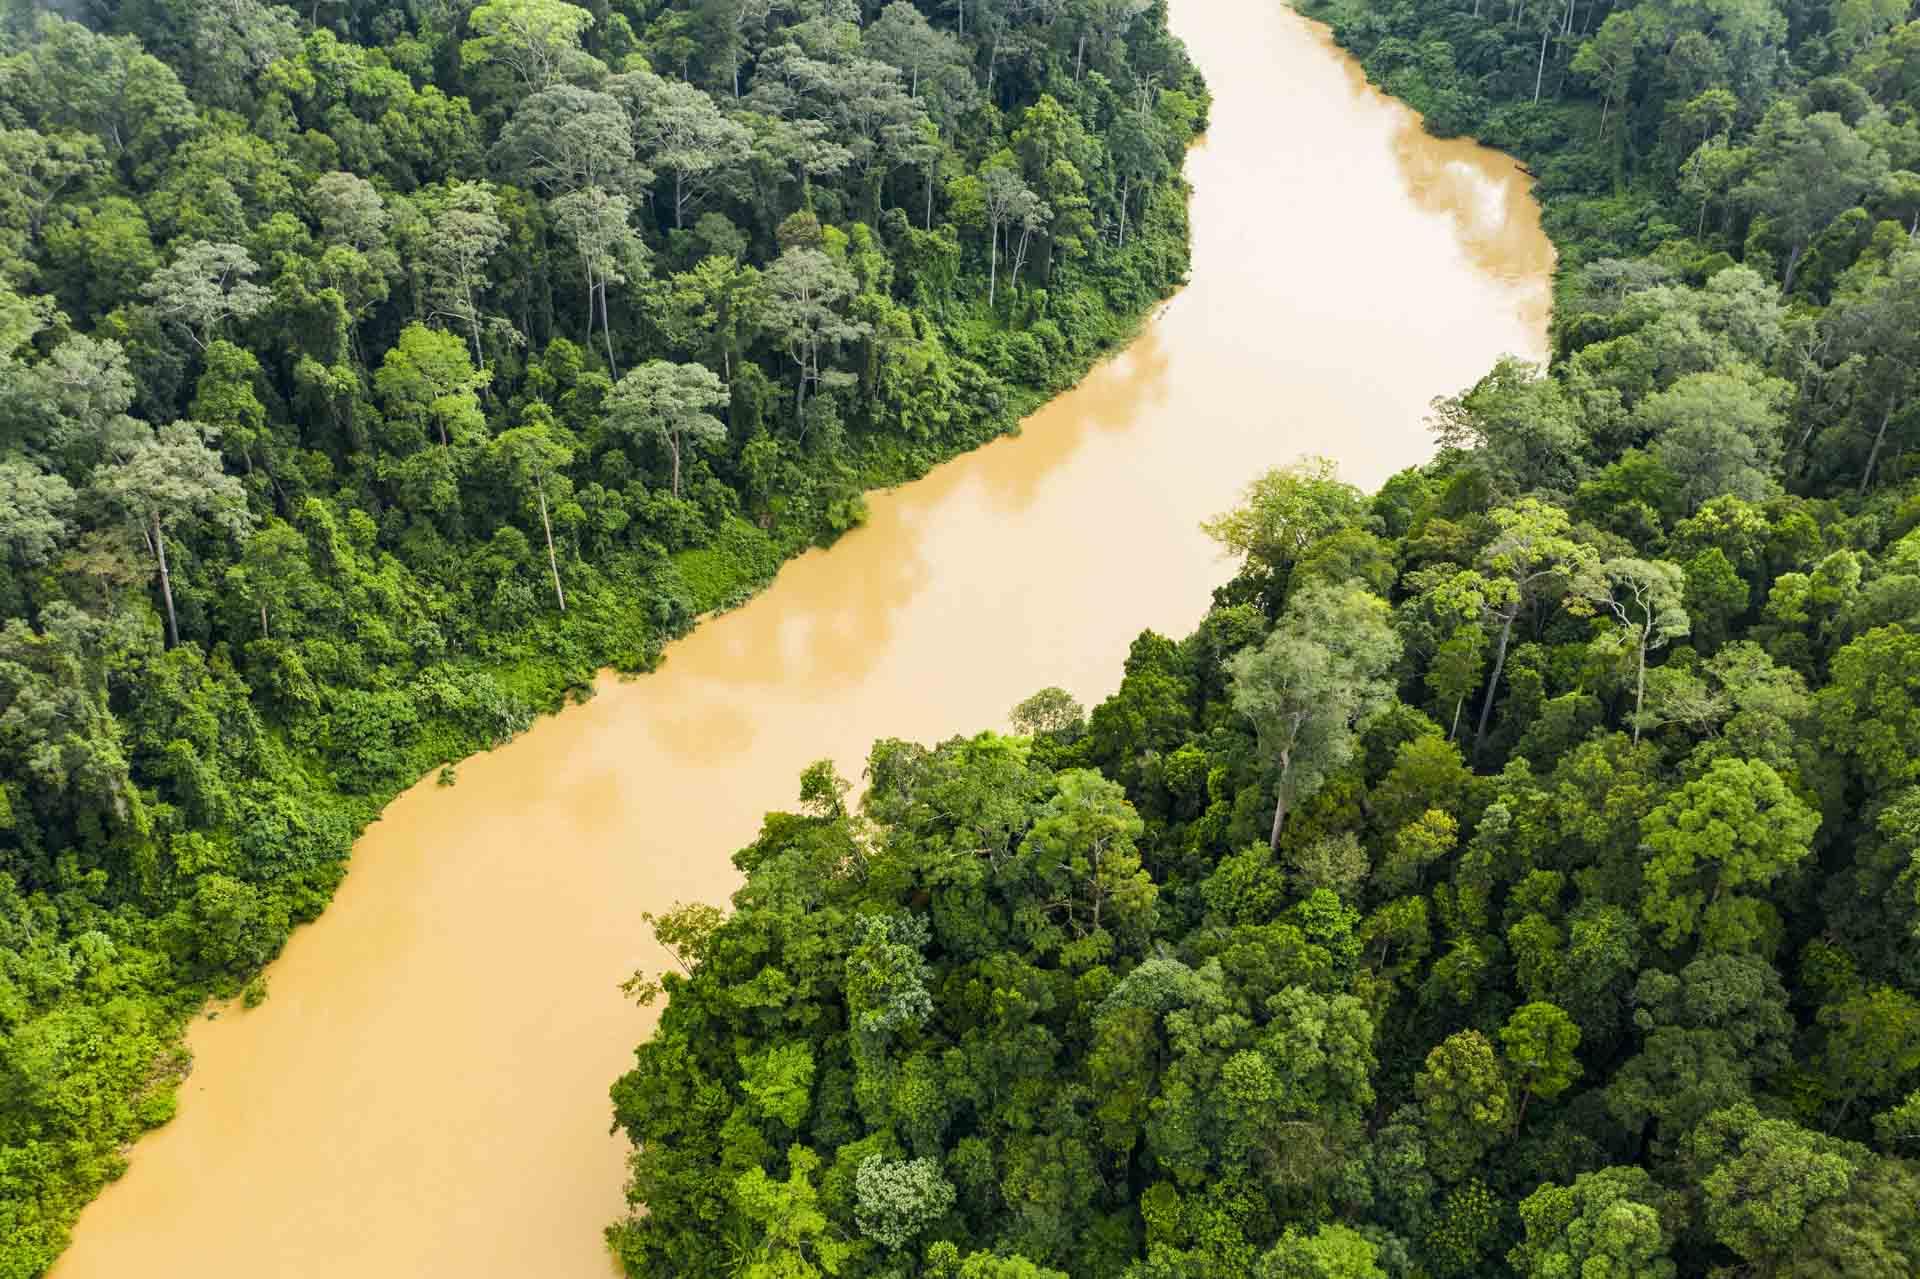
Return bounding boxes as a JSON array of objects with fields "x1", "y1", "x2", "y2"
[
  {"x1": 0, "y1": 0, "x2": 1203, "y2": 1271},
  {"x1": 607, "y1": 0, "x2": 1920, "y2": 1277}
]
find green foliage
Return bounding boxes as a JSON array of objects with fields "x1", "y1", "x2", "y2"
[
  {"x1": 1415, "y1": 1030, "x2": 1511, "y2": 1181},
  {"x1": 1639, "y1": 757, "x2": 1818, "y2": 948},
  {"x1": 611, "y1": 0, "x2": 1920, "y2": 1247},
  {"x1": 17, "y1": 0, "x2": 1920, "y2": 1272},
  {"x1": 1228, "y1": 580, "x2": 1401, "y2": 848},
  {"x1": 1511, "y1": 1167, "x2": 1675, "y2": 1279},
  {"x1": 1500, "y1": 1001, "x2": 1582, "y2": 1119},
  {"x1": 1684, "y1": 1104, "x2": 1862, "y2": 1267},
  {"x1": 854, "y1": 1154, "x2": 955, "y2": 1249},
  {"x1": 0, "y1": 0, "x2": 1207, "y2": 1268},
  {"x1": 1255, "y1": 1223, "x2": 1385, "y2": 1279}
]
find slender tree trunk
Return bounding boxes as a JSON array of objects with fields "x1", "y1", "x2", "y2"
[
  {"x1": 153, "y1": 515, "x2": 180, "y2": 648},
  {"x1": 1533, "y1": 26, "x2": 1550, "y2": 102},
  {"x1": 1860, "y1": 397, "x2": 1896, "y2": 495},
  {"x1": 468, "y1": 309, "x2": 486, "y2": 378},
  {"x1": 1782, "y1": 242, "x2": 1807, "y2": 295},
  {"x1": 260, "y1": 603, "x2": 270, "y2": 639},
  {"x1": 1473, "y1": 612, "x2": 1516, "y2": 759},
  {"x1": 669, "y1": 432, "x2": 682, "y2": 497},
  {"x1": 1268, "y1": 752, "x2": 1292, "y2": 851},
  {"x1": 1632, "y1": 637, "x2": 1648, "y2": 745},
  {"x1": 583, "y1": 262, "x2": 596, "y2": 351},
  {"x1": 599, "y1": 283, "x2": 618, "y2": 379},
  {"x1": 988, "y1": 222, "x2": 999, "y2": 306},
  {"x1": 1449, "y1": 695, "x2": 1465, "y2": 743},
  {"x1": 536, "y1": 483, "x2": 565, "y2": 612}
]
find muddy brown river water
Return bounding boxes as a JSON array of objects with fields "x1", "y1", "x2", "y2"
[{"x1": 52, "y1": 3, "x2": 1552, "y2": 1274}]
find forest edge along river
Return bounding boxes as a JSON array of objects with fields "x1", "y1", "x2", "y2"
[{"x1": 51, "y1": 3, "x2": 1552, "y2": 1275}]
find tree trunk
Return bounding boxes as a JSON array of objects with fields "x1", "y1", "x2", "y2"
[
  {"x1": 1860, "y1": 398, "x2": 1896, "y2": 496},
  {"x1": 1449, "y1": 694, "x2": 1465, "y2": 743},
  {"x1": 1632, "y1": 636, "x2": 1648, "y2": 745},
  {"x1": 669, "y1": 432, "x2": 682, "y2": 497},
  {"x1": 1533, "y1": 26, "x2": 1550, "y2": 102},
  {"x1": 583, "y1": 261, "x2": 596, "y2": 353},
  {"x1": 470, "y1": 316, "x2": 488, "y2": 382},
  {"x1": 988, "y1": 222, "x2": 999, "y2": 306},
  {"x1": 260, "y1": 602, "x2": 270, "y2": 639},
  {"x1": 1473, "y1": 612, "x2": 1516, "y2": 759},
  {"x1": 536, "y1": 483, "x2": 566, "y2": 612},
  {"x1": 599, "y1": 283, "x2": 618, "y2": 379},
  {"x1": 1268, "y1": 752, "x2": 1292, "y2": 851},
  {"x1": 153, "y1": 515, "x2": 180, "y2": 648},
  {"x1": 1781, "y1": 242, "x2": 1807, "y2": 296}
]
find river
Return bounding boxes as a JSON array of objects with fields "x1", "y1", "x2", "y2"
[{"x1": 52, "y1": 3, "x2": 1551, "y2": 1275}]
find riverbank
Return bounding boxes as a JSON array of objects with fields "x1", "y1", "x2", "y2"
[
  {"x1": 13, "y1": 70, "x2": 1202, "y2": 1279},
  {"x1": 50, "y1": 2, "x2": 1551, "y2": 1273}
]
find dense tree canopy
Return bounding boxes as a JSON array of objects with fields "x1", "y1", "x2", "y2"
[
  {"x1": 611, "y1": 0, "x2": 1920, "y2": 1272},
  {"x1": 0, "y1": 0, "x2": 1204, "y2": 1272},
  {"x1": 9, "y1": 0, "x2": 1920, "y2": 1273}
]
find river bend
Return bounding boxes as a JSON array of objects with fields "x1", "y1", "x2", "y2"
[{"x1": 53, "y1": 4, "x2": 1551, "y2": 1274}]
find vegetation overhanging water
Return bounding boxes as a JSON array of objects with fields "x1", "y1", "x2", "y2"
[{"x1": 16, "y1": 0, "x2": 1558, "y2": 1275}]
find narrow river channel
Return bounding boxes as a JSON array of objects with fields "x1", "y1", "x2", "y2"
[{"x1": 53, "y1": 3, "x2": 1552, "y2": 1274}]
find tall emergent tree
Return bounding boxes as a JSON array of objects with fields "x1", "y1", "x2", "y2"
[
  {"x1": 605, "y1": 360, "x2": 730, "y2": 497},
  {"x1": 1228, "y1": 580, "x2": 1400, "y2": 849},
  {"x1": 90, "y1": 420, "x2": 254, "y2": 647}
]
